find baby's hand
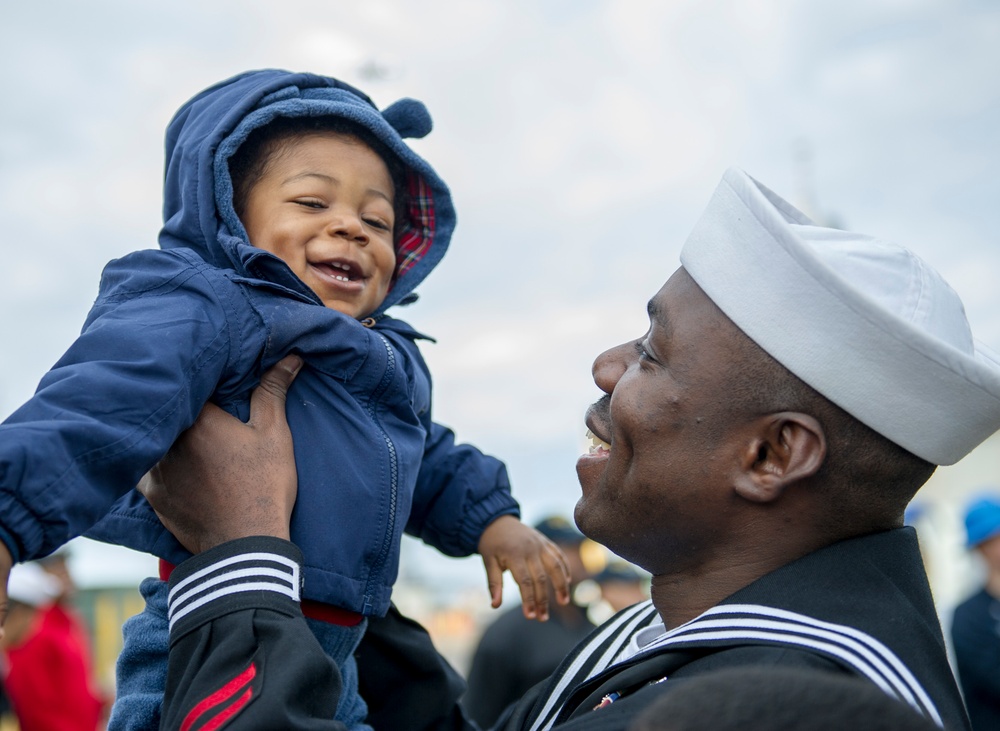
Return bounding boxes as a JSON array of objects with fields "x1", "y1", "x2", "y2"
[{"x1": 477, "y1": 515, "x2": 571, "y2": 621}]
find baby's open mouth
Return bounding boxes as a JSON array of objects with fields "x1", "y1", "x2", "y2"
[{"x1": 317, "y1": 260, "x2": 364, "y2": 282}]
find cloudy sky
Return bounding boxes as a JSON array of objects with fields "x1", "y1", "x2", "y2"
[{"x1": 1, "y1": 0, "x2": 998, "y2": 587}]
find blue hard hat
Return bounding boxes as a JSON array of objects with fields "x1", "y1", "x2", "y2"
[{"x1": 964, "y1": 494, "x2": 1000, "y2": 548}]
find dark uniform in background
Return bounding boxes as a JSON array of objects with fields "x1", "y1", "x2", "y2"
[{"x1": 951, "y1": 496, "x2": 1000, "y2": 731}]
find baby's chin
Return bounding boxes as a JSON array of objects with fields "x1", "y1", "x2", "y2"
[
  {"x1": 323, "y1": 298, "x2": 384, "y2": 321},
  {"x1": 306, "y1": 282, "x2": 385, "y2": 318}
]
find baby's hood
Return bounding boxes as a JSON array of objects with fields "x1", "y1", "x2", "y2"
[{"x1": 159, "y1": 69, "x2": 455, "y2": 313}]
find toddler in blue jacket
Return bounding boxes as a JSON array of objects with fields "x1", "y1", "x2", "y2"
[{"x1": 0, "y1": 70, "x2": 570, "y2": 730}]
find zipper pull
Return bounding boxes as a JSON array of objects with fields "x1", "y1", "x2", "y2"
[{"x1": 360, "y1": 317, "x2": 377, "y2": 328}]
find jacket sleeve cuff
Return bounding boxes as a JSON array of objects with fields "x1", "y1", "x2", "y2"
[
  {"x1": 166, "y1": 536, "x2": 304, "y2": 642},
  {"x1": 0, "y1": 494, "x2": 47, "y2": 563},
  {"x1": 0, "y1": 523, "x2": 23, "y2": 564},
  {"x1": 459, "y1": 492, "x2": 521, "y2": 553}
]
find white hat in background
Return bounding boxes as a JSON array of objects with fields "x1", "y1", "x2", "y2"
[
  {"x1": 681, "y1": 167, "x2": 1000, "y2": 465},
  {"x1": 8, "y1": 562, "x2": 61, "y2": 607}
]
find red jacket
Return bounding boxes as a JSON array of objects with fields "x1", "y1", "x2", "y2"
[{"x1": 4, "y1": 604, "x2": 104, "y2": 731}]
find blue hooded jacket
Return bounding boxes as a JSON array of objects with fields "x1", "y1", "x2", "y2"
[{"x1": 0, "y1": 70, "x2": 518, "y2": 615}]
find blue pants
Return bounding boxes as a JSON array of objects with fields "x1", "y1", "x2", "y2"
[{"x1": 107, "y1": 577, "x2": 371, "y2": 730}]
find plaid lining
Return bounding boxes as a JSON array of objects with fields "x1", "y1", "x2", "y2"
[{"x1": 396, "y1": 173, "x2": 435, "y2": 278}]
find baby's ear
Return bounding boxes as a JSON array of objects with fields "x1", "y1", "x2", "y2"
[{"x1": 382, "y1": 98, "x2": 433, "y2": 139}]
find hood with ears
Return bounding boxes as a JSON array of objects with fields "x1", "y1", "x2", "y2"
[{"x1": 159, "y1": 69, "x2": 455, "y2": 315}]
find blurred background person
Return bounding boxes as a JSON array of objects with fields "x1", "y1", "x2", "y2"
[
  {"x1": 462, "y1": 516, "x2": 595, "y2": 728},
  {"x1": 38, "y1": 550, "x2": 112, "y2": 727},
  {"x1": 1, "y1": 558, "x2": 106, "y2": 731},
  {"x1": 0, "y1": 563, "x2": 59, "y2": 730},
  {"x1": 595, "y1": 561, "x2": 650, "y2": 613},
  {"x1": 951, "y1": 493, "x2": 1000, "y2": 731}
]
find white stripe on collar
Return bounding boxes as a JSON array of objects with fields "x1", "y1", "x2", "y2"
[
  {"x1": 528, "y1": 601, "x2": 942, "y2": 730},
  {"x1": 529, "y1": 600, "x2": 659, "y2": 731},
  {"x1": 636, "y1": 604, "x2": 942, "y2": 727}
]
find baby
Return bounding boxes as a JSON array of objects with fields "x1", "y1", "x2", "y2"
[{"x1": 0, "y1": 70, "x2": 568, "y2": 730}]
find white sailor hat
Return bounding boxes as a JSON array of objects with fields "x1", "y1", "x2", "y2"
[{"x1": 681, "y1": 167, "x2": 1000, "y2": 466}]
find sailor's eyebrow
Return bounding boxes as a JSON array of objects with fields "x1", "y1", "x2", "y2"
[{"x1": 646, "y1": 297, "x2": 671, "y2": 342}]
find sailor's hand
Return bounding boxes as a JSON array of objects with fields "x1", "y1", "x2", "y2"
[{"x1": 139, "y1": 355, "x2": 303, "y2": 553}]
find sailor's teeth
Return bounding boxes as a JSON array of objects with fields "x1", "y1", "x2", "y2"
[{"x1": 585, "y1": 429, "x2": 611, "y2": 453}]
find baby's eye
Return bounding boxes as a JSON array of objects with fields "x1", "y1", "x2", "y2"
[
  {"x1": 364, "y1": 216, "x2": 392, "y2": 231},
  {"x1": 294, "y1": 199, "x2": 326, "y2": 209}
]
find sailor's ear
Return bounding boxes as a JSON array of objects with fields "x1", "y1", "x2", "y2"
[{"x1": 733, "y1": 412, "x2": 826, "y2": 503}]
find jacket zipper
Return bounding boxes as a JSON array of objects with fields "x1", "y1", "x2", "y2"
[{"x1": 362, "y1": 333, "x2": 399, "y2": 613}]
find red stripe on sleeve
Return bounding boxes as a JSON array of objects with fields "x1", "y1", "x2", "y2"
[
  {"x1": 180, "y1": 662, "x2": 256, "y2": 731},
  {"x1": 200, "y1": 687, "x2": 254, "y2": 731}
]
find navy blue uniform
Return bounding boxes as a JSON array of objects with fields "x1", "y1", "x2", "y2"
[{"x1": 163, "y1": 528, "x2": 970, "y2": 731}]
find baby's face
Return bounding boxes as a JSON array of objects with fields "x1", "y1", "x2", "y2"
[{"x1": 241, "y1": 133, "x2": 396, "y2": 318}]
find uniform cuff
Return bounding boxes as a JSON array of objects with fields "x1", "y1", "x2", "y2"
[{"x1": 166, "y1": 536, "x2": 304, "y2": 641}]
